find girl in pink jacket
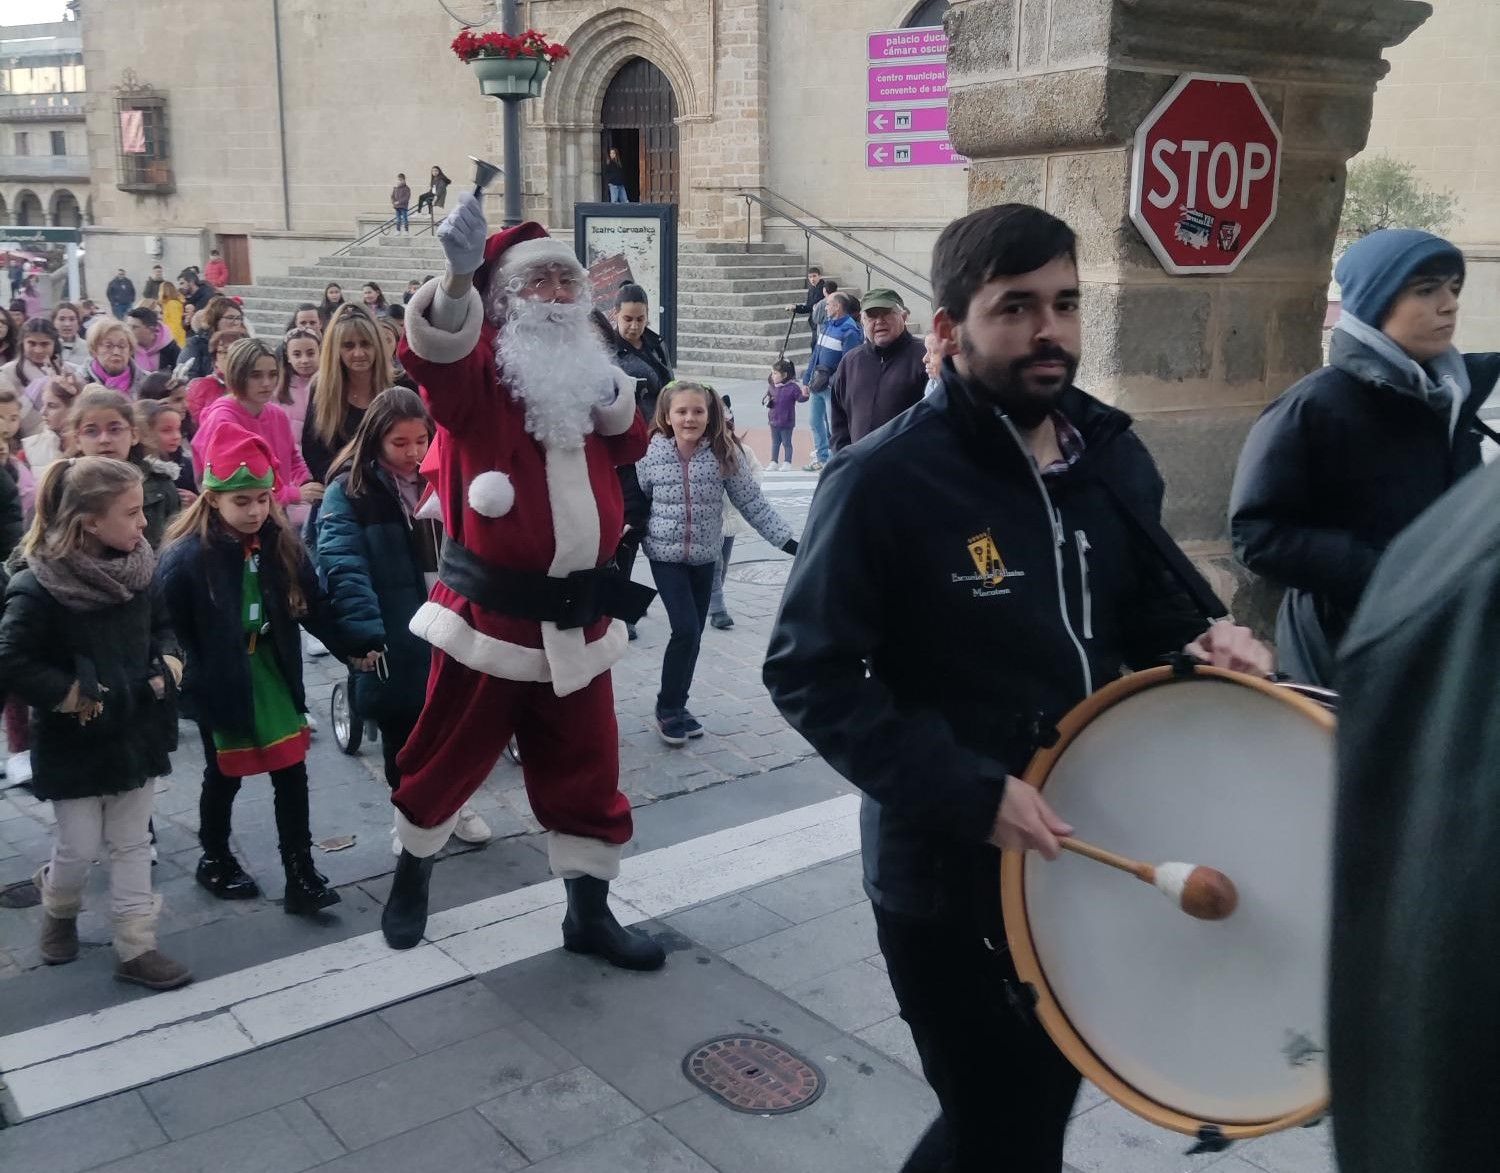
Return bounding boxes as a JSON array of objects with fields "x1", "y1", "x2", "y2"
[{"x1": 194, "y1": 339, "x2": 322, "y2": 522}]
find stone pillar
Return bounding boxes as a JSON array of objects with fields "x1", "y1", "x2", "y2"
[{"x1": 947, "y1": 0, "x2": 1431, "y2": 626}]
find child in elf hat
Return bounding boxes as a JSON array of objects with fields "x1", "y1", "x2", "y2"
[
  {"x1": 0, "y1": 456, "x2": 191, "y2": 989},
  {"x1": 158, "y1": 423, "x2": 365, "y2": 915}
]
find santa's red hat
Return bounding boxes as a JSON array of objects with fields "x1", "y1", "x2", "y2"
[
  {"x1": 473, "y1": 221, "x2": 585, "y2": 299},
  {"x1": 201, "y1": 422, "x2": 280, "y2": 492}
]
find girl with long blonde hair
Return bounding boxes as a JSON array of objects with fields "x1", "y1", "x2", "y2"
[
  {"x1": 301, "y1": 305, "x2": 392, "y2": 484},
  {"x1": 0, "y1": 456, "x2": 191, "y2": 989}
]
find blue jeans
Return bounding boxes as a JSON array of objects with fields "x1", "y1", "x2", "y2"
[
  {"x1": 709, "y1": 536, "x2": 735, "y2": 616},
  {"x1": 770, "y1": 426, "x2": 794, "y2": 465},
  {"x1": 649, "y1": 560, "x2": 715, "y2": 716},
  {"x1": 808, "y1": 390, "x2": 830, "y2": 464},
  {"x1": 394, "y1": 207, "x2": 409, "y2": 232},
  {"x1": 608, "y1": 184, "x2": 629, "y2": 203}
]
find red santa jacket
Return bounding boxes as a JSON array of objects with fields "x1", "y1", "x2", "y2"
[{"x1": 399, "y1": 278, "x2": 647, "y2": 696}]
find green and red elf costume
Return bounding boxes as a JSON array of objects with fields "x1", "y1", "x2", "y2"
[{"x1": 159, "y1": 424, "x2": 368, "y2": 915}]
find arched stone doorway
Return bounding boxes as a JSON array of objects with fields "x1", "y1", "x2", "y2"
[
  {"x1": 51, "y1": 189, "x2": 82, "y2": 228},
  {"x1": 904, "y1": 0, "x2": 949, "y2": 27},
  {"x1": 0, "y1": 193, "x2": 8, "y2": 225},
  {"x1": 15, "y1": 190, "x2": 43, "y2": 226},
  {"x1": 600, "y1": 58, "x2": 679, "y2": 205}
]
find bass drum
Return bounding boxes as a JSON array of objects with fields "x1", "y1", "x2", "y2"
[{"x1": 1001, "y1": 665, "x2": 1336, "y2": 1139}]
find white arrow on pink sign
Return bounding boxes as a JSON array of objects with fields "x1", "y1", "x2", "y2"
[
  {"x1": 867, "y1": 106, "x2": 948, "y2": 136},
  {"x1": 866, "y1": 140, "x2": 967, "y2": 169}
]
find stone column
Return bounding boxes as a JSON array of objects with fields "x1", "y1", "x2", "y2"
[{"x1": 946, "y1": 0, "x2": 1431, "y2": 625}]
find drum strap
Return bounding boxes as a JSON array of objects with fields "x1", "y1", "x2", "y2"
[{"x1": 1096, "y1": 480, "x2": 1230, "y2": 625}]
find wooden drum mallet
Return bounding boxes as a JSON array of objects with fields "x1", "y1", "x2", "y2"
[{"x1": 1059, "y1": 837, "x2": 1239, "y2": 921}]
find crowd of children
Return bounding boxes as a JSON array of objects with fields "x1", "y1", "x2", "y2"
[{"x1": 0, "y1": 275, "x2": 811, "y2": 993}]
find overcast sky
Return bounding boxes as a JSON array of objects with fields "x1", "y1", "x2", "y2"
[{"x1": 3, "y1": 1, "x2": 71, "y2": 27}]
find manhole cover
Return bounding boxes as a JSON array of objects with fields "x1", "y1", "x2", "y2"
[
  {"x1": 682, "y1": 1035, "x2": 824, "y2": 1114},
  {"x1": 727, "y1": 561, "x2": 791, "y2": 587},
  {"x1": 0, "y1": 880, "x2": 40, "y2": 909}
]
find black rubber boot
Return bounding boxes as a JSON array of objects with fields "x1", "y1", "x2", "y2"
[
  {"x1": 562, "y1": 876, "x2": 666, "y2": 971},
  {"x1": 281, "y1": 849, "x2": 341, "y2": 916},
  {"x1": 382, "y1": 850, "x2": 433, "y2": 950},
  {"x1": 196, "y1": 852, "x2": 260, "y2": 900}
]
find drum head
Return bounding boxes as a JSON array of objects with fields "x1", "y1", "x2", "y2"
[{"x1": 1001, "y1": 667, "x2": 1334, "y2": 1138}]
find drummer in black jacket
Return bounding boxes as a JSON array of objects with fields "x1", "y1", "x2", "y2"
[{"x1": 764, "y1": 204, "x2": 1270, "y2": 1173}]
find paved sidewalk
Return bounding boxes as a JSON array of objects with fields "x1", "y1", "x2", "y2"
[
  {"x1": 0, "y1": 472, "x2": 818, "y2": 979},
  {"x1": 0, "y1": 844, "x2": 1337, "y2": 1173}
]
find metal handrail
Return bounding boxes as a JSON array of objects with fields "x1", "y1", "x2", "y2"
[
  {"x1": 738, "y1": 187, "x2": 933, "y2": 304},
  {"x1": 329, "y1": 212, "x2": 436, "y2": 258}
]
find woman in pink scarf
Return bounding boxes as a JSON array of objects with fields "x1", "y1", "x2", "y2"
[
  {"x1": 126, "y1": 306, "x2": 181, "y2": 374},
  {"x1": 83, "y1": 319, "x2": 148, "y2": 397}
]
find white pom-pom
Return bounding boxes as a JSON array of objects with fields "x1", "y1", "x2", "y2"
[{"x1": 468, "y1": 470, "x2": 516, "y2": 518}]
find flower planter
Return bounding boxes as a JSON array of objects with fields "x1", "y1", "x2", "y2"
[{"x1": 470, "y1": 55, "x2": 550, "y2": 98}]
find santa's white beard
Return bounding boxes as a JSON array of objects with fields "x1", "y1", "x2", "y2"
[{"x1": 494, "y1": 295, "x2": 617, "y2": 451}]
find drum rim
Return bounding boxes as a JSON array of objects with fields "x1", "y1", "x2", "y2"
[{"x1": 999, "y1": 664, "x2": 1333, "y2": 1139}]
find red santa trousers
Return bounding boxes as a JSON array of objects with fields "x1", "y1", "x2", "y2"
[{"x1": 392, "y1": 649, "x2": 631, "y2": 867}]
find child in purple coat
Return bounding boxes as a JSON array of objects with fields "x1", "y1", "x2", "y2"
[{"x1": 762, "y1": 359, "x2": 809, "y2": 471}]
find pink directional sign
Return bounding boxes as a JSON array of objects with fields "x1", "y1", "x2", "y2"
[
  {"x1": 866, "y1": 139, "x2": 967, "y2": 169},
  {"x1": 868, "y1": 28, "x2": 947, "y2": 61},
  {"x1": 867, "y1": 106, "x2": 948, "y2": 136},
  {"x1": 867, "y1": 62, "x2": 947, "y2": 104}
]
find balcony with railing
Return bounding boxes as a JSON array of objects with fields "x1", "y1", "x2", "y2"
[
  {"x1": 0, "y1": 153, "x2": 89, "y2": 180},
  {"x1": 0, "y1": 92, "x2": 85, "y2": 119}
]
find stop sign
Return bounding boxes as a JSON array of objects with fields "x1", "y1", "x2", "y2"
[{"x1": 1129, "y1": 73, "x2": 1282, "y2": 275}]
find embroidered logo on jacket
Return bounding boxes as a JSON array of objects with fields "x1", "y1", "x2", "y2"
[{"x1": 951, "y1": 529, "x2": 1027, "y2": 598}]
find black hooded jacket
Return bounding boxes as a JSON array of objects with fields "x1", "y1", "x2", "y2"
[
  {"x1": 1330, "y1": 457, "x2": 1500, "y2": 1173},
  {"x1": 1230, "y1": 332, "x2": 1499, "y2": 685},
  {"x1": 764, "y1": 365, "x2": 1208, "y2": 919}
]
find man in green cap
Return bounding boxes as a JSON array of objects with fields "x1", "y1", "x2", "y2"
[{"x1": 830, "y1": 287, "x2": 929, "y2": 452}]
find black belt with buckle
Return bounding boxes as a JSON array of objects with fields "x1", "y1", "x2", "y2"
[{"x1": 438, "y1": 539, "x2": 656, "y2": 630}]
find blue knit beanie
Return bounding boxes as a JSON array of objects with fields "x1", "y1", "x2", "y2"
[{"x1": 1335, "y1": 229, "x2": 1465, "y2": 326}]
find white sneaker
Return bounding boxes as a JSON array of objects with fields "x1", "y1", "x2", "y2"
[
  {"x1": 453, "y1": 807, "x2": 492, "y2": 844},
  {"x1": 4, "y1": 751, "x2": 32, "y2": 788},
  {"x1": 305, "y1": 712, "x2": 318, "y2": 734}
]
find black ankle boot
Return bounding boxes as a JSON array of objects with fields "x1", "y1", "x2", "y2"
[
  {"x1": 196, "y1": 852, "x2": 260, "y2": 900},
  {"x1": 562, "y1": 876, "x2": 666, "y2": 971},
  {"x1": 281, "y1": 849, "x2": 341, "y2": 916},
  {"x1": 382, "y1": 850, "x2": 433, "y2": 950}
]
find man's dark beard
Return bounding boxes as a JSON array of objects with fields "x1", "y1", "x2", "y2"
[{"x1": 959, "y1": 337, "x2": 1077, "y2": 429}]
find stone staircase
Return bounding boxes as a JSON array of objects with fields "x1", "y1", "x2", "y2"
[{"x1": 227, "y1": 232, "x2": 817, "y2": 382}]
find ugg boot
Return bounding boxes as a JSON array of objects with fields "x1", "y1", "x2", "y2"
[
  {"x1": 281, "y1": 848, "x2": 341, "y2": 916},
  {"x1": 195, "y1": 851, "x2": 260, "y2": 900},
  {"x1": 113, "y1": 915, "x2": 192, "y2": 991},
  {"x1": 35, "y1": 864, "x2": 80, "y2": 965},
  {"x1": 562, "y1": 876, "x2": 666, "y2": 971},
  {"x1": 382, "y1": 850, "x2": 433, "y2": 950}
]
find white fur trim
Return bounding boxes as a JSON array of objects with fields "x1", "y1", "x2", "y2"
[
  {"x1": 112, "y1": 913, "x2": 158, "y2": 963},
  {"x1": 395, "y1": 805, "x2": 461, "y2": 859},
  {"x1": 593, "y1": 367, "x2": 641, "y2": 437},
  {"x1": 498, "y1": 237, "x2": 584, "y2": 284},
  {"x1": 467, "y1": 470, "x2": 516, "y2": 518},
  {"x1": 415, "y1": 489, "x2": 443, "y2": 521},
  {"x1": 548, "y1": 832, "x2": 622, "y2": 881},
  {"x1": 409, "y1": 601, "x2": 628, "y2": 696},
  {"x1": 543, "y1": 443, "x2": 600, "y2": 577},
  {"x1": 404, "y1": 278, "x2": 484, "y2": 366}
]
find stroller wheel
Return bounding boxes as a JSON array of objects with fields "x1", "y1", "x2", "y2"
[
  {"x1": 331, "y1": 680, "x2": 362, "y2": 754},
  {"x1": 504, "y1": 736, "x2": 521, "y2": 766}
]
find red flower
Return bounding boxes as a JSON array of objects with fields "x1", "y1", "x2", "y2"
[{"x1": 451, "y1": 27, "x2": 569, "y2": 63}]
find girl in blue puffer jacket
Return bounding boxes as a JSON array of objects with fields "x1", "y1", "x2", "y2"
[
  {"x1": 637, "y1": 380, "x2": 797, "y2": 746},
  {"x1": 315, "y1": 388, "x2": 491, "y2": 849}
]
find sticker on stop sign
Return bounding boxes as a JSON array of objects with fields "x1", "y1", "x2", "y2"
[{"x1": 1129, "y1": 73, "x2": 1283, "y2": 275}]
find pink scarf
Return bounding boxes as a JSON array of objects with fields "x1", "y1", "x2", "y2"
[{"x1": 89, "y1": 359, "x2": 134, "y2": 394}]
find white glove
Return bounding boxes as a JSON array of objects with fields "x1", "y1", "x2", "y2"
[{"x1": 436, "y1": 192, "x2": 488, "y2": 276}]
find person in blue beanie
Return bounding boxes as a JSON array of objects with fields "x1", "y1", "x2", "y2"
[{"x1": 1229, "y1": 229, "x2": 1500, "y2": 687}]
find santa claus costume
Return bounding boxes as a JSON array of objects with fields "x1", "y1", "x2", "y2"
[{"x1": 383, "y1": 202, "x2": 660, "y2": 969}]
